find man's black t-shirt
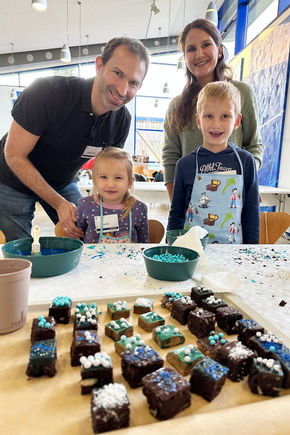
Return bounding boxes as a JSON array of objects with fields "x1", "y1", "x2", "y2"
[{"x1": 0, "y1": 76, "x2": 131, "y2": 194}]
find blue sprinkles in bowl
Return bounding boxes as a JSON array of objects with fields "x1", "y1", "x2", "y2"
[
  {"x1": 151, "y1": 253, "x2": 189, "y2": 263},
  {"x1": 143, "y1": 246, "x2": 199, "y2": 281}
]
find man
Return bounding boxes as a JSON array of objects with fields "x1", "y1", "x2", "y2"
[{"x1": 0, "y1": 37, "x2": 149, "y2": 241}]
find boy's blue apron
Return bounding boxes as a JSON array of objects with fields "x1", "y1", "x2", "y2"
[
  {"x1": 98, "y1": 197, "x2": 132, "y2": 243},
  {"x1": 185, "y1": 144, "x2": 244, "y2": 244}
]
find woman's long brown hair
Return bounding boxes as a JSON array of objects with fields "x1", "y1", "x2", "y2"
[{"x1": 170, "y1": 19, "x2": 232, "y2": 133}]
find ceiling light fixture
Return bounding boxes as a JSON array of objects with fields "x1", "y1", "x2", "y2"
[
  {"x1": 177, "y1": 56, "x2": 184, "y2": 71},
  {"x1": 7, "y1": 42, "x2": 15, "y2": 65},
  {"x1": 32, "y1": 0, "x2": 47, "y2": 11},
  {"x1": 82, "y1": 34, "x2": 89, "y2": 56},
  {"x1": 60, "y1": 0, "x2": 71, "y2": 62},
  {"x1": 163, "y1": 82, "x2": 169, "y2": 94},
  {"x1": 205, "y1": 1, "x2": 218, "y2": 26},
  {"x1": 145, "y1": 1, "x2": 160, "y2": 39},
  {"x1": 177, "y1": 0, "x2": 186, "y2": 71},
  {"x1": 77, "y1": 1, "x2": 82, "y2": 62}
]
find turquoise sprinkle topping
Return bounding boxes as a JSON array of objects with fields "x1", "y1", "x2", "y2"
[
  {"x1": 209, "y1": 339, "x2": 216, "y2": 346},
  {"x1": 151, "y1": 253, "x2": 189, "y2": 263},
  {"x1": 44, "y1": 322, "x2": 51, "y2": 328},
  {"x1": 52, "y1": 296, "x2": 71, "y2": 307},
  {"x1": 213, "y1": 335, "x2": 219, "y2": 341},
  {"x1": 38, "y1": 320, "x2": 45, "y2": 327},
  {"x1": 269, "y1": 345, "x2": 275, "y2": 352},
  {"x1": 220, "y1": 338, "x2": 226, "y2": 344},
  {"x1": 218, "y1": 333, "x2": 224, "y2": 338}
]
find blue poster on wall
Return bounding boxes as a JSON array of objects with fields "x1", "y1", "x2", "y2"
[{"x1": 230, "y1": 9, "x2": 290, "y2": 188}]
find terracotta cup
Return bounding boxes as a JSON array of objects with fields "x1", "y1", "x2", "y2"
[{"x1": 0, "y1": 259, "x2": 32, "y2": 334}]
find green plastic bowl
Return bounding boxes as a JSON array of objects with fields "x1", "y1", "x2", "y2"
[
  {"x1": 143, "y1": 245, "x2": 200, "y2": 281},
  {"x1": 166, "y1": 229, "x2": 209, "y2": 249},
  {"x1": 2, "y1": 237, "x2": 83, "y2": 278}
]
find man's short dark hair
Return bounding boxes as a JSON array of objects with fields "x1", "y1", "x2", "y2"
[{"x1": 102, "y1": 37, "x2": 150, "y2": 80}]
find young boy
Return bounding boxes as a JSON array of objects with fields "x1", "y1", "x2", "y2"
[{"x1": 167, "y1": 81, "x2": 260, "y2": 244}]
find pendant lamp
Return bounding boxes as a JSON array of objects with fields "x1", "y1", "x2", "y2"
[{"x1": 60, "y1": 0, "x2": 71, "y2": 62}]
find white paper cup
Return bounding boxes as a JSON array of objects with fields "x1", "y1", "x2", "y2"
[{"x1": 0, "y1": 259, "x2": 32, "y2": 334}]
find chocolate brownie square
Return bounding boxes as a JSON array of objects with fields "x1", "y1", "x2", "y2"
[
  {"x1": 161, "y1": 292, "x2": 183, "y2": 311},
  {"x1": 80, "y1": 352, "x2": 113, "y2": 394},
  {"x1": 188, "y1": 309, "x2": 216, "y2": 338},
  {"x1": 74, "y1": 302, "x2": 98, "y2": 332},
  {"x1": 201, "y1": 295, "x2": 228, "y2": 314},
  {"x1": 171, "y1": 296, "x2": 196, "y2": 325},
  {"x1": 248, "y1": 357, "x2": 284, "y2": 396},
  {"x1": 121, "y1": 345, "x2": 164, "y2": 388},
  {"x1": 107, "y1": 301, "x2": 130, "y2": 320},
  {"x1": 216, "y1": 306, "x2": 243, "y2": 334},
  {"x1": 236, "y1": 318, "x2": 265, "y2": 346},
  {"x1": 91, "y1": 383, "x2": 130, "y2": 433},
  {"x1": 48, "y1": 296, "x2": 72, "y2": 324},
  {"x1": 70, "y1": 330, "x2": 101, "y2": 366},
  {"x1": 138, "y1": 311, "x2": 165, "y2": 332},
  {"x1": 105, "y1": 318, "x2": 133, "y2": 341},
  {"x1": 142, "y1": 367, "x2": 191, "y2": 420},
  {"x1": 190, "y1": 285, "x2": 214, "y2": 306},
  {"x1": 26, "y1": 339, "x2": 57, "y2": 377},
  {"x1": 153, "y1": 325, "x2": 185, "y2": 349},
  {"x1": 190, "y1": 356, "x2": 229, "y2": 402},
  {"x1": 133, "y1": 297, "x2": 153, "y2": 314},
  {"x1": 115, "y1": 334, "x2": 146, "y2": 356},
  {"x1": 197, "y1": 331, "x2": 227, "y2": 359},
  {"x1": 215, "y1": 340, "x2": 254, "y2": 382},
  {"x1": 30, "y1": 315, "x2": 56, "y2": 343},
  {"x1": 248, "y1": 332, "x2": 283, "y2": 358},
  {"x1": 272, "y1": 344, "x2": 290, "y2": 389},
  {"x1": 166, "y1": 344, "x2": 204, "y2": 376}
]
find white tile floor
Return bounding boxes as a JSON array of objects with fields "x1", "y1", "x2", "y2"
[{"x1": 32, "y1": 201, "x2": 289, "y2": 244}]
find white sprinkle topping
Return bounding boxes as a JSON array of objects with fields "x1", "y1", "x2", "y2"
[
  {"x1": 92, "y1": 383, "x2": 128, "y2": 410},
  {"x1": 229, "y1": 342, "x2": 253, "y2": 359}
]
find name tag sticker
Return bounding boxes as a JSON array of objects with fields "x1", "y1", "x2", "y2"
[
  {"x1": 94, "y1": 214, "x2": 119, "y2": 233},
  {"x1": 81, "y1": 146, "x2": 102, "y2": 159}
]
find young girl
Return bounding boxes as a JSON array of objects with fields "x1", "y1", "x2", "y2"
[{"x1": 77, "y1": 147, "x2": 149, "y2": 243}]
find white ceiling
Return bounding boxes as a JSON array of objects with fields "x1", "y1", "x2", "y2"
[{"x1": 0, "y1": 0, "x2": 223, "y2": 56}]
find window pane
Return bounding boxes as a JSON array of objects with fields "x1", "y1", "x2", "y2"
[
  {"x1": 222, "y1": 21, "x2": 237, "y2": 62},
  {"x1": 0, "y1": 73, "x2": 19, "y2": 86},
  {"x1": 219, "y1": 0, "x2": 238, "y2": 34},
  {"x1": 247, "y1": 0, "x2": 279, "y2": 44}
]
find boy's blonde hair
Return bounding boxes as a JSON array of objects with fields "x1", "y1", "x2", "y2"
[
  {"x1": 92, "y1": 147, "x2": 135, "y2": 219},
  {"x1": 197, "y1": 81, "x2": 241, "y2": 116}
]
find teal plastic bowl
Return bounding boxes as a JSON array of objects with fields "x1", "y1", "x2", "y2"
[
  {"x1": 2, "y1": 237, "x2": 83, "y2": 278},
  {"x1": 166, "y1": 229, "x2": 209, "y2": 249},
  {"x1": 143, "y1": 245, "x2": 200, "y2": 281}
]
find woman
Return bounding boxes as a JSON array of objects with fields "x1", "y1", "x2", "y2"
[{"x1": 162, "y1": 19, "x2": 264, "y2": 201}]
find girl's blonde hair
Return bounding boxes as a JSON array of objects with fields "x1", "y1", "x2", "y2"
[{"x1": 92, "y1": 147, "x2": 135, "y2": 219}]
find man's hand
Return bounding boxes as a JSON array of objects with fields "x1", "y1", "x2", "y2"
[{"x1": 56, "y1": 200, "x2": 84, "y2": 239}]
